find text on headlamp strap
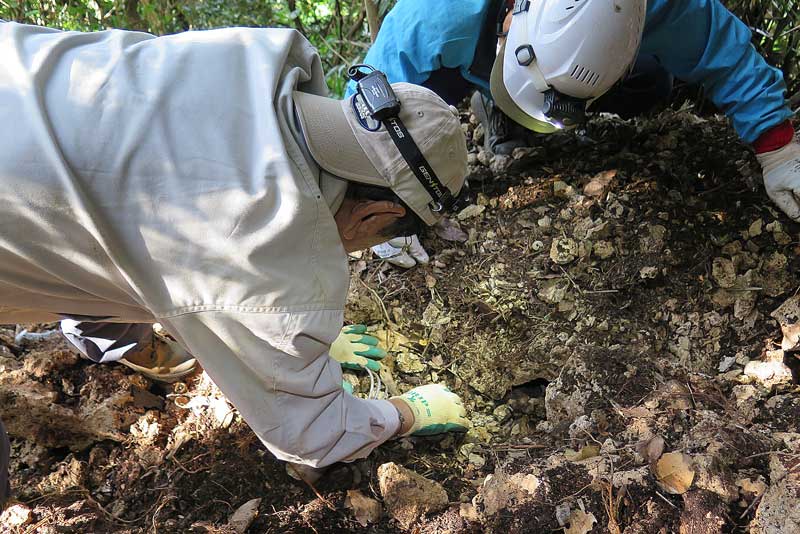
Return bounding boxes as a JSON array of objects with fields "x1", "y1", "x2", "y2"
[
  {"x1": 382, "y1": 117, "x2": 454, "y2": 212},
  {"x1": 513, "y1": 0, "x2": 530, "y2": 14}
]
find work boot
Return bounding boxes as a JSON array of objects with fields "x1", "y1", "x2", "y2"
[
  {"x1": 470, "y1": 91, "x2": 528, "y2": 156},
  {"x1": 120, "y1": 325, "x2": 197, "y2": 383}
]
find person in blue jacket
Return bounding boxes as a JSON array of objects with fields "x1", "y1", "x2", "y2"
[{"x1": 356, "y1": 0, "x2": 798, "y2": 267}]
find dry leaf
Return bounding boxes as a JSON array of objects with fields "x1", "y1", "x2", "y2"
[
  {"x1": 654, "y1": 452, "x2": 695, "y2": 494},
  {"x1": 565, "y1": 509, "x2": 597, "y2": 534},
  {"x1": 346, "y1": 489, "x2": 382, "y2": 527},
  {"x1": 635, "y1": 435, "x2": 665, "y2": 465},
  {"x1": 457, "y1": 204, "x2": 486, "y2": 221},
  {"x1": 435, "y1": 218, "x2": 468, "y2": 242},
  {"x1": 565, "y1": 445, "x2": 600, "y2": 462}
]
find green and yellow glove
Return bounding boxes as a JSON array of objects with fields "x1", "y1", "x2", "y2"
[
  {"x1": 330, "y1": 325, "x2": 386, "y2": 372},
  {"x1": 394, "y1": 384, "x2": 471, "y2": 436}
]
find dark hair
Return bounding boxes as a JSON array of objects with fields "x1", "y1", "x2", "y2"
[{"x1": 346, "y1": 183, "x2": 423, "y2": 238}]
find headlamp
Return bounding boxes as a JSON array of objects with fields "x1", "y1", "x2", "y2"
[{"x1": 348, "y1": 64, "x2": 466, "y2": 213}]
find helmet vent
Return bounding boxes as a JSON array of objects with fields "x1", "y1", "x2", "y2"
[
  {"x1": 565, "y1": 0, "x2": 583, "y2": 10},
  {"x1": 570, "y1": 64, "x2": 599, "y2": 86}
]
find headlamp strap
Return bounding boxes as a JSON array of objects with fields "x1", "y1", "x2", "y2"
[
  {"x1": 513, "y1": 0, "x2": 530, "y2": 14},
  {"x1": 381, "y1": 116, "x2": 454, "y2": 212},
  {"x1": 350, "y1": 64, "x2": 455, "y2": 212}
]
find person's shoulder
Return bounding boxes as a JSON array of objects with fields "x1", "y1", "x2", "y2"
[{"x1": 387, "y1": 0, "x2": 491, "y2": 28}]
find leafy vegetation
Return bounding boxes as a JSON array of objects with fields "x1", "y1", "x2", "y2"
[
  {"x1": 0, "y1": 0, "x2": 396, "y2": 94},
  {"x1": 0, "y1": 0, "x2": 797, "y2": 99}
]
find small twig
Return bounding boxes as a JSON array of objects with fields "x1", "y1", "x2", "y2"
[
  {"x1": 654, "y1": 490, "x2": 678, "y2": 509},
  {"x1": 169, "y1": 452, "x2": 211, "y2": 475},
  {"x1": 295, "y1": 471, "x2": 336, "y2": 511},
  {"x1": 738, "y1": 493, "x2": 763, "y2": 520},
  {"x1": 358, "y1": 277, "x2": 391, "y2": 325}
]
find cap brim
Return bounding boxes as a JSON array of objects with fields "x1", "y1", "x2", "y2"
[
  {"x1": 292, "y1": 91, "x2": 387, "y2": 187},
  {"x1": 490, "y1": 43, "x2": 559, "y2": 135}
]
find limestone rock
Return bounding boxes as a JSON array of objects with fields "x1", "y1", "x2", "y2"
[
  {"x1": 228, "y1": 498, "x2": 262, "y2": 534},
  {"x1": 345, "y1": 490, "x2": 382, "y2": 527},
  {"x1": 378, "y1": 462, "x2": 448, "y2": 529},
  {"x1": 751, "y1": 454, "x2": 800, "y2": 534},
  {"x1": 593, "y1": 240, "x2": 614, "y2": 259},
  {"x1": 471, "y1": 469, "x2": 544, "y2": 518},
  {"x1": 0, "y1": 504, "x2": 32, "y2": 528},
  {"x1": 550, "y1": 237, "x2": 578, "y2": 264},
  {"x1": 771, "y1": 295, "x2": 800, "y2": 351},
  {"x1": 711, "y1": 257, "x2": 736, "y2": 288}
]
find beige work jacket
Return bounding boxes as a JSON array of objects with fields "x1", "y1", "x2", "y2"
[{"x1": 0, "y1": 22, "x2": 398, "y2": 466}]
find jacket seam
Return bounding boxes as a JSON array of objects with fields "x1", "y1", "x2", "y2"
[{"x1": 156, "y1": 303, "x2": 342, "y2": 318}]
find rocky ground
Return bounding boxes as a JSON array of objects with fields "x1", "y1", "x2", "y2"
[{"x1": 2, "y1": 107, "x2": 800, "y2": 534}]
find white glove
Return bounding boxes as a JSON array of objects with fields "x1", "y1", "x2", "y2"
[
  {"x1": 372, "y1": 235, "x2": 430, "y2": 268},
  {"x1": 758, "y1": 138, "x2": 800, "y2": 221}
]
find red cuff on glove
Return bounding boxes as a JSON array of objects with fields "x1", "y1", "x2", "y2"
[{"x1": 753, "y1": 120, "x2": 795, "y2": 154}]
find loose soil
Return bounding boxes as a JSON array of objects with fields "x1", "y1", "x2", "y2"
[{"x1": 2, "y1": 108, "x2": 799, "y2": 533}]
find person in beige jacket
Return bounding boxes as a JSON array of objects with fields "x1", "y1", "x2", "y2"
[{"x1": 0, "y1": 21, "x2": 470, "y2": 503}]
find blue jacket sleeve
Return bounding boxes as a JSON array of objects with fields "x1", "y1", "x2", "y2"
[
  {"x1": 642, "y1": 0, "x2": 792, "y2": 143},
  {"x1": 345, "y1": 0, "x2": 491, "y2": 97}
]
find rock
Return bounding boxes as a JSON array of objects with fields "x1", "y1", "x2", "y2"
[
  {"x1": 774, "y1": 230, "x2": 792, "y2": 245},
  {"x1": 736, "y1": 476, "x2": 768, "y2": 502},
  {"x1": 545, "y1": 374, "x2": 590, "y2": 424},
  {"x1": 457, "y1": 204, "x2": 486, "y2": 221},
  {"x1": 749, "y1": 218, "x2": 763, "y2": 237},
  {"x1": 712, "y1": 257, "x2": 736, "y2": 288},
  {"x1": 345, "y1": 490, "x2": 382, "y2": 527},
  {"x1": 771, "y1": 295, "x2": 800, "y2": 351},
  {"x1": 396, "y1": 350, "x2": 426, "y2": 374},
  {"x1": 762, "y1": 252, "x2": 791, "y2": 297},
  {"x1": 0, "y1": 503, "x2": 32, "y2": 528},
  {"x1": 228, "y1": 498, "x2": 262, "y2": 534},
  {"x1": 565, "y1": 509, "x2": 597, "y2": 534},
  {"x1": 553, "y1": 180, "x2": 575, "y2": 198},
  {"x1": 472, "y1": 469, "x2": 544, "y2": 518},
  {"x1": 0, "y1": 358, "x2": 132, "y2": 450},
  {"x1": 492, "y1": 404, "x2": 513, "y2": 423},
  {"x1": 743, "y1": 358, "x2": 792, "y2": 388},
  {"x1": 377, "y1": 462, "x2": 448, "y2": 529},
  {"x1": 691, "y1": 454, "x2": 738, "y2": 503},
  {"x1": 593, "y1": 240, "x2": 614, "y2": 259},
  {"x1": 640, "y1": 224, "x2": 668, "y2": 253},
  {"x1": 751, "y1": 454, "x2": 800, "y2": 534},
  {"x1": 37, "y1": 456, "x2": 87, "y2": 494},
  {"x1": 732, "y1": 385, "x2": 760, "y2": 422},
  {"x1": 550, "y1": 237, "x2": 578, "y2": 264},
  {"x1": 583, "y1": 170, "x2": 616, "y2": 198},
  {"x1": 639, "y1": 266, "x2": 658, "y2": 279},
  {"x1": 489, "y1": 154, "x2": 512, "y2": 175},
  {"x1": 538, "y1": 279, "x2": 570, "y2": 305},
  {"x1": 468, "y1": 453, "x2": 486, "y2": 468}
]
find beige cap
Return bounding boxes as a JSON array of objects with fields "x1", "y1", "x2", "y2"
[{"x1": 293, "y1": 83, "x2": 468, "y2": 225}]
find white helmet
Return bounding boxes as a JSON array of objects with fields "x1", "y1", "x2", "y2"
[{"x1": 490, "y1": 0, "x2": 647, "y2": 132}]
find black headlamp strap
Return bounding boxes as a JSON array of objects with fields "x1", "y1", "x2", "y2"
[
  {"x1": 349, "y1": 64, "x2": 456, "y2": 213},
  {"x1": 381, "y1": 116, "x2": 454, "y2": 212}
]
